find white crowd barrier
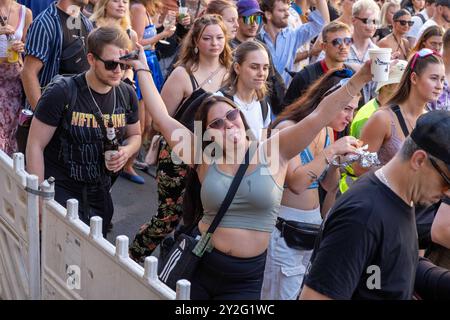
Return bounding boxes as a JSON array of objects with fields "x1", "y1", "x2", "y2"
[
  {"x1": 0, "y1": 151, "x2": 190, "y2": 300},
  {"x1": 0, "y1": 151, "x2": 40, "y2": 300}
]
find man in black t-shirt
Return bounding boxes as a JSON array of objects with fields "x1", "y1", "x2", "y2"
[
  {"x1": 26, "y1": 26, "x2": 141, "y2": 236},
  {"x1": 300, "y1": 111, "x2": 450, "y2": 300}
]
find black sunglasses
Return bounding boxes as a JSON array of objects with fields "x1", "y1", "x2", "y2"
[
  {"x1": 354, "y1": 17, "x2": 378, "y2": 26},
  {"x1": 93, "y1": 53, "x2": 127, "y2": 71},
  {"x1": 395, "y1": 20, "x2": 414, "y2": 27},
  {"x1": 429, "y1": 156, "x2": 450, "y2": 188},
  {"x1": 325, "y1": 37, "x2": 353, "y2": 47},
  {"x1": 207, "y1": 109, "x2": 240, "y2": 129}
]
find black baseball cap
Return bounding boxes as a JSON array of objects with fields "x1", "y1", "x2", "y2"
[{"x1": 410, "y1": 111, "x2": 450, "y2": 170}]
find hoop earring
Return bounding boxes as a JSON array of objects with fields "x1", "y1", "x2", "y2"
[{"x1": 194, "y1": 47, "x2": 199, "y2": 54}]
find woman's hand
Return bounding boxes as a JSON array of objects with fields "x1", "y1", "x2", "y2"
[
  {"x1": 118, "y1": 43, "x2": 149, "y2": 71},
  {"x1": 324, "y1": 136, "x2": 362, "y2": 161},
  {"x1": 0, "y1": 24, "x2": 14, "y2": 36},
  {"x1": 352, "y1": 59, "x2": 373, "y2": 85},
  {"x1": 179, "y1": 15, "x2": 191, "y2": 26},
  {"x1": 10, "y1": 40, "x2": 24, "y2": 53},
  {"x1": 162, "y1": 25, "x2": 176, "y2": 38}
]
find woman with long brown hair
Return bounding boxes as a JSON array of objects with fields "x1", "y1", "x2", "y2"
[
  {"x1": 129, "y1": 14, "x2": 232, "y2": 262},
  {"x1": 411, "y1": 25, "x2": 445, "y2": 54},
  {"x1": 124, "y1": 42, "x2": 372, "y2": 299},
  {"x1": 261, "y1": 69, "x2": 361, "y2": 299}
]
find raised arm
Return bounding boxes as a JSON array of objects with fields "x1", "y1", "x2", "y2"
[
  {"x1": 121, "y1": 45, "x2": 195, "y2": 166},
  {"x1": 274, "y1": 61, "x2": 372, "y2": 163}
]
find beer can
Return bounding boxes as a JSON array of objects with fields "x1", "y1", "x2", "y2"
[{"x1": 19, "y1": 109, "x2": 33, "y2": 127}]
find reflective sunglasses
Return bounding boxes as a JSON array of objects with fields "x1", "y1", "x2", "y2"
[
  {"x1": 410, "y1": 48, "x2": 441, "y2": 70},
  {"x1": 354, "y1": 17, "x2": 378, "y2": 26},
  {"x1": 93, "y1": 53, "x2": 127, "y2": 71},
  {"x1": 207, "y1": 109, "x2": 240, "y2": 129},
  {"x1": 395, "y1": 20, "x2": 414, "y2": 27},
  {"x1": 325, "y1": 37, "x2": 353, "y2": 47},
  {"x1": 242, "y1": 15, "x2": 262, "y2": 25},
  {"x1": 429, "y1": 156, "x2": 450, "y2": 188}
]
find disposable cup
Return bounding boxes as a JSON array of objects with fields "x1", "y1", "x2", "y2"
[{"x1": 368, "y1": 48, "x2": 392, "y2": 82}]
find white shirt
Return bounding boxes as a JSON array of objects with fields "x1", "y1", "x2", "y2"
[
  {"x1": 406, "y1": 9, "x2": 429, "y2": 41},
  {"x1": 215, "y1": 91, "x2": 272, "y2": 141},
  {"x1": 417, "y1": 19, "x2": 438, "y2": 41}
]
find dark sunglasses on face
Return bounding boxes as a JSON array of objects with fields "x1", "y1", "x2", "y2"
[
  {"x1": 429, "y1": 156, "x2": 450, "y2": 188},
  {"x1": 93, "y1": 53, "x2": 127, "y2": 71},
  {"x1": 354, "y1": 16, "x2": 378, "y2": 26},
  {"x1": 207, "y1": 109, "x2": 240, "y2": 129},
  {"x1": 395, "y1": 20, "x2": 414, "y2": 27},
  {"x1": 325, "y1": 37, "x2": 353, "y2": 47},
  {"x1": 242, "y1": 15, "x2": 262, "y2": 25}
]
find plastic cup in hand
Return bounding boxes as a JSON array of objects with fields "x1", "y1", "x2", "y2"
[{"x1": 368, "y1": 48, "x2": 392, "y2": 82}]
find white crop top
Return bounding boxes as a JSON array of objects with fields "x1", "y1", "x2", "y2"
[{"x1": 0, "y1": 5, "x2": 26, "y2": 58}]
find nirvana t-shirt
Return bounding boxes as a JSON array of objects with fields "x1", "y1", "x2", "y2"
[
  {"x1": 34, "y1": 73, "x2": 139, "y2": 183},
  {"x1": 57, "y1": 7, "x2": 90, "y2": 74},
  {"x1": 304, "y1": 172, "x2": 419, "y2": 300}
]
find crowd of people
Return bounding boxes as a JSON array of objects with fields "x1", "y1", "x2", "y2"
[{"x1": 0, "y1": 0, "x2": 449, "y2": 300}]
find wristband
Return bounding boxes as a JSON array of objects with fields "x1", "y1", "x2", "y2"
[{"x1": 135, "y1": 68, "x2": 151, "y2": 74}]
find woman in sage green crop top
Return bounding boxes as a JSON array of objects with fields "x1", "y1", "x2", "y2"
[{"x1": 127, "y1": 46, "x2": 373, "y2": 299}]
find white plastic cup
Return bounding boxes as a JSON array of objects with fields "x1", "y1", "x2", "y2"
[{"x1": 368, "y1": 48, "x2": 392, "y2": 82}]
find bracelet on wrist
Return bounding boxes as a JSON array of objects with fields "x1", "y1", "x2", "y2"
[
  {"x1": 135, "y1": 68, "x2": 151, "y2": 74},
  {"x1": 344, "y1": 81, "x2": 357, "y2": 98}
]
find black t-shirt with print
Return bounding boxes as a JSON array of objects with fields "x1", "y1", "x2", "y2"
[
  {"x1": 34, "y1": 73, "x2": 139, "y2": 183},
  {"x1": 304, "y1": 172, "x2": 419, "y2": 300}
]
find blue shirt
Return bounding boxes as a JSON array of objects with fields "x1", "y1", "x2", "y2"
[
  {"x1": 259, "y1": 10, "x2": 324, "y2": 85},
  {"x1": 24, "y1": 2, "x2": 93, "y2": 89}
]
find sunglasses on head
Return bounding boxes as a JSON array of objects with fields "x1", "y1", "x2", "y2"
[
  {"x1": 93, "y1": 53, "x2": 127, "y2": 71},
  {"x1": 395, "y1": 20, "x2": 414, "y2": 27},
  {"x1": 429, "y1": 156, "x2": 450, "y2": 188},
  {"x1": 354, "y1": 17, "x2": 378, "y2": 26},
  {"x1": 207, "y1": 109, "x2": 240, "y2": 129},
  {"x1": 410, "y1": 48, "x2": 441, "y2": 70},
  {"x1": 242, "y1": 15, "x2": 262, "y2": 25},
  {"x1": 325, "y1": 37, "x2": 353, "y2": 47}
]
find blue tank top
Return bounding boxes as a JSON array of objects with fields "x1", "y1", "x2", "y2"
[
  {"x1": 143, "y1": 23, "x2": 157, "y2": 39},
  {"x1": 300, "y1": 129, "x2": 331, "y2": 189}
]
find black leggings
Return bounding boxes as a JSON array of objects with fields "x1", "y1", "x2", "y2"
[
  {"x1": 54, "y1": 179, "x2": 113, "y2": 237},
  {"x1": 190, "y1": 248, "x2": 267, "y2": 300},
  {"x1": 415, "y1": 257, "x2": 450, "y2": 299}
]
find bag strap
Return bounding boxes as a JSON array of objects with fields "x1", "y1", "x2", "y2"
[
  {"x1": 390, "y1": 105, "x2": 410, "y2": 137},
  {"x1": 261, "y1": 97, "x2": 269, "y2": 122},
  {"x1": 192, "y1": 147, "x2": 252, "y2": 256}
]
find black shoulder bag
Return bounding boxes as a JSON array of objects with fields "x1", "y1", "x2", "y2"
[{"x1": 158, "y1": 148, "x2": 251, "y2": 290}]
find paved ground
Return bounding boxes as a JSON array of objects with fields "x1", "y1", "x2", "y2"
[{"x1": 106, "y1": 166, "x2": 158, "y2": 245}]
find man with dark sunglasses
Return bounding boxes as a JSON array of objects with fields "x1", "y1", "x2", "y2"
[
  {"x1": 301, "y1": 111, "x2": 450, "y2": 300},
  {"x1": 26, "y1": 26, "x2": 141, "y2": 237},
  {"x1": 283, "y1": 21, "x2": 353, "y2": 107}
]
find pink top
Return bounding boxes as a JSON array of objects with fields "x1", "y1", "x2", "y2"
[{"x1": 377, "y1": 109, "x2": 405, "y2": 165}]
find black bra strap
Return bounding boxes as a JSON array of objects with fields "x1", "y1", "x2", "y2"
[
  {"x1": 189, "y1": 73, "x2": 199, "y2": 91},
  {"x1": 390, "y1": 105, "x2": 410, "y2": 137}
]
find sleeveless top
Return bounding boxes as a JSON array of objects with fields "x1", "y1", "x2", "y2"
[
  {"x1": 300, "y1": 129, "x2": 331, "y2": 189},
  {"x1": 0, "y1": 5, "x2": 26, "y2": 58},
  {"x1": 200, "y1": 145, "x2": 284, "y2": 232},
  {"x1": 143, "y1": 12, "x2": 157, "y2": 40},
  {"x1": 378, "y1": 108, "x2": 405, "y2": 165}
]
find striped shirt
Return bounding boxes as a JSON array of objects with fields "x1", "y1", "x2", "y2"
[{"x1": 24, "y1": 2, "x2": 93, "y2": 88}]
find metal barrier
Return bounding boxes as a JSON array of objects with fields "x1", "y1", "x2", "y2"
[
  {"x1": 0, "y1": 151, "x2": 40, "y2": 300},
  {"x1": 0, "y1": 151, "x2": 191, "y2": 300}
]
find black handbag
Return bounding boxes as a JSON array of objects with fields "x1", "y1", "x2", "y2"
[
  {"x1": 158, "y1": 148, "x2": 251, "y2": 290},
  {"x1": 276, "y1": 217, "x2": 321, "y2": 251}
]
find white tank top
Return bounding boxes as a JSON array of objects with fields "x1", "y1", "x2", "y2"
[{"x1": 0, "y1": 5, "x2": 26, "y2": 58}]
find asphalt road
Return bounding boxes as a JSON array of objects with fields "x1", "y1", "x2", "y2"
[{"x1": 106, "y1": 166, "x2": 158, "y2": 246}]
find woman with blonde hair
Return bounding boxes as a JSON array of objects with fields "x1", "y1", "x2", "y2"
[
  {"x1": 374, "y1": 0, "x2": 401, "y2": 42},
  {"x1": 205, "y1": 0, "x2": 239, "y2": 42},
  {"x1": 130, "y1": 14, "x2": 232, "y2": 262}
]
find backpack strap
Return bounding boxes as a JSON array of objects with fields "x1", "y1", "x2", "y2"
[
  {"x1": 261, "y1": 97, "x2": 269, "y2": 122},
  {"x1": 416, "y1": 13, "x2": 426, "y2": 24},
  {"x1": 218, "y1": 87, "x2": 234, "y2": 101},
  {"x1": 390, "y1": 105, "x2": 410, "y2": 137}
]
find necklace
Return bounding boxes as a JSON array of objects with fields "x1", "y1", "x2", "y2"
[
  {"x1": 399, "y1": 108, "x2": 415, "y2": 132},
  {"x1": 198, "y1": 65, "x2": 223, "y2": 87},
  {"x1": 392, "y1": 33, "x2": 407, "y2": 59},
  {"x1": 376, "y1": 168, "x2": 392, "y2": 189},
  {"x1": 0, "y1": 0, "x2": 12, "y2": 26},
  {"x1": 87, "y1": 80, "x2": 116, "y2": 126}
]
